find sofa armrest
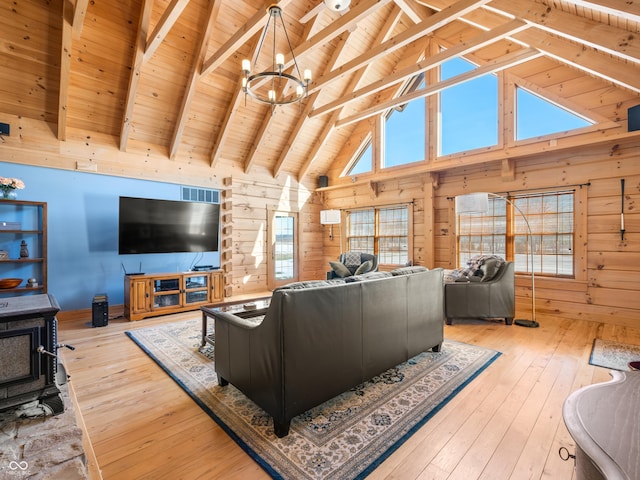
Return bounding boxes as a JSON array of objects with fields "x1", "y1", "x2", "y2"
[{"x1": 210, "y1": 310, "x2": 264, "y2": 330}]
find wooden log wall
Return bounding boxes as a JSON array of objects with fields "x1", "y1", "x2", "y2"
[
  {"x1": 322, "y1": 137, "x2": 640, "y2": 328},
  {"x1": 228, "y1": 178, "x2": 324, "y2": 296}
]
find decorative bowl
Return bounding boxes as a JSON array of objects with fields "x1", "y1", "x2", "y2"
[{"x1": 0, "y1": 278, "x2": 22, "y2": 289}]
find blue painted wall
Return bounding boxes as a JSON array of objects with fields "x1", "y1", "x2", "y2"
[{"x1": 0, "y1": 162, "x2": 220, "y2": 311}]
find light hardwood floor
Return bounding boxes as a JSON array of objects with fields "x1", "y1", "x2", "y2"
[{"x1": 58, "y1": 308, "x2": 640, "y2": 480}]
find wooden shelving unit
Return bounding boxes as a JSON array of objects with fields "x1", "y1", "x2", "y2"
[{"x1": 0, "y1": 200, "x2": 47, "y2": 296}]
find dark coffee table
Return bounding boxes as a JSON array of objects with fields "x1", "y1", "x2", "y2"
[{"x1": 200, "y1": 296, "x2": 271, "y2": 347}]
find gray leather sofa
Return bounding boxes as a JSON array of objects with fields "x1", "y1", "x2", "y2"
[
  {"x1": 212, "y1": 268, "x2": 444, "y2": 437},
  {"x1": 444, "y1": 261, "x2": 515, "y2": 325}
]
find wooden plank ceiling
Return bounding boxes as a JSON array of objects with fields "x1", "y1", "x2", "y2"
[{"x1": 1, "y1": 0, "x2": 638, "y2": 184}]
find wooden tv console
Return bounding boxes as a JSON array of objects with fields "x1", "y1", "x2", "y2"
[{"x1": 124, "y1": 270, "x2": 224, "y2": 321}]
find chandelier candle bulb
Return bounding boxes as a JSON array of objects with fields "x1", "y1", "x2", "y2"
[{"x1": 240, "y1": 5, "x2": 311, "y2": 108}]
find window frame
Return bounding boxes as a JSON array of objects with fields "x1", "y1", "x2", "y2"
[
  {"x1": 456, "y1": 190, "x2": 578, "y2": 279},
  {"x1": 346, "y1": 204, "x2": 413, "y2": 267}
]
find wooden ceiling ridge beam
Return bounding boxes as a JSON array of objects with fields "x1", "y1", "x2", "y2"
[
  {"x1": 210, "y1": 34, "x2": 262, "y2": 167},
  {"x1": 308, "y1": 0, "x2": 492, "y2": 96},
  {"x1": 169, "y1": 0, "x2": 221, "y2": 160},
  {"x1": 72, "y1": 0, "x2": 89, "y2": 39},
  {"x1": 310, "y1": 18, "x2": 528, "y2": 118},
  {"x1": 143, "y1": 0, "x2": 192, "y2": 63},
  {"x1": 488, "y1": 0, "x2": 640, "y2": 64},
  {"x1": 335, "y1": 47, "x2": 542, "y2": 127},
  {"x1": 200, "y1": 0, "x2": 293, "y2": 77},
  {"x1": 295, "y1": 6, "x2": 406, "y2": 180},
  {"x1": 119, "y1": 0, "x2": 154, "y2": 152}
]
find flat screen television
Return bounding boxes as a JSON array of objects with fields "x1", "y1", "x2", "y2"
[{"x1": 118, "y1": 196, "x2": 220, "y2": 254}]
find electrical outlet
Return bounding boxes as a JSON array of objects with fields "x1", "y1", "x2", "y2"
[{"x1": 0, "y1": 123, "x2": 9, "y2": 136}]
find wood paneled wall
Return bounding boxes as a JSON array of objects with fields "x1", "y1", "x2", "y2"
[
  {"x1": 322, "y1": 137, "x2": 640, "y2": 328},
  {"x1": 226, "y1": 177, "x2": 324, "y2": 296}
]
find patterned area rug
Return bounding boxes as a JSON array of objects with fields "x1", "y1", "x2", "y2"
[
  {"x1": 126, "y1": 318, "x2": 500, "y2": 480},
  {"x1": 589, "y1": 339, "x2": 640, "y2": 371}
]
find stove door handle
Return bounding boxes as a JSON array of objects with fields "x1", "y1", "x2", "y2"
[{"x1": 36, "y1": 345, "x2": 57, "y2": 358}]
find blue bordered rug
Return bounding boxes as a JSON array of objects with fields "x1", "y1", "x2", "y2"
[{"x1": 126, "y1": 319, "x2": 500, "y2": 480}]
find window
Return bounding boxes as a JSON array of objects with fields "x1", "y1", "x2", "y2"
[
  {"x1": 348, "y1": 141, "x2": 373, "y2": 175},
  {"x1": 458, "y1": 197, "x2": 506, "y2": 265},
  {"x1": 516, "y1": 87, "x2": 592, "y2": 140},
  {"x1": 383, "y1": 77, "x2": 425, "y2": 168},
  {"x1": 440, "y1": 57, "x2": 498, "y2": 155},
  {"x1": 457, "y1": 191, "x2": 574, "y2": 277},
  {"x1": 347, "y1": 205, "x2": 409, "y2": 265}
]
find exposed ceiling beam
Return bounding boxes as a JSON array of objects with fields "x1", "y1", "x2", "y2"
[
  {"x1": 393, "y1": 0, "x2": 430, "y2": 22},
  {"x1": 335, "y1": 48, "x2": 542, "y2": 127},
  {"x1": 120, "y1": 0, "x2": 154, "y2": 151},
  {"x1": 296, "y1": 6, "x2": 407, "y2": 179},
  {"x1": 512, "y1": 28, "x2": 640, "y2": 93},
  {"x1": 561, "y1": 0, "x2": 640, "y2": 23},
  {"x1": 308, "y1": 0, "x2": 492, "y2": 96},
  {"x1": 58, "y1": 0, "x2": 73, "y2": 141},
  {"x1": 419, "y1": 0, "x2": 640, "y2": 92},
  {"x1": 72, "y1": 0, "x2": 89, "y2": 39},
  {"x1": 291, "y1": 0, "x2": 396, "y2": 63},
  {"x1": 310, "y1": 18, "x2": 528, "y2": 118},
  {"x1": 169, "y1": 0, "x2": 221, "y2": 159},
  {"x1": 201, "y1": 0, "x2": 293, "y2": 77},
  {"x1": 210, "y1": 35, "x2": 262, "y2": 167},
  {"x1": 144, "y1": 0, "x2": 192, "y2": 63},
  {"x1": 489, "y1": 0, "x2": 640, "y2": 64}
]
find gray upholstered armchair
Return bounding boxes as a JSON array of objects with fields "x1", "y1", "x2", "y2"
[
  {"x1": 327, "y1": 251, "x2": 379, "y2": 279},
  {"x1": 444, "y1": 261, "x2": 515, "y2": 325}
]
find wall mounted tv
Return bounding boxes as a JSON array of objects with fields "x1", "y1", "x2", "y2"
[{"x1": 118, "y1": 196, "x2": 220, "y2": 254}]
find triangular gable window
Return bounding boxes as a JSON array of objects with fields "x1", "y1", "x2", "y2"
[
  {"x1": 347, "y1": 140, "x2": 373, "y2": 175},
  {"x1": 516, "y1": 87, "x2": 593, "y2": 140}
]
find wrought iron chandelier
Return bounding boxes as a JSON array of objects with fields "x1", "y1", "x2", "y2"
[{"x1": 241, "y1": 5, "x2": 311, "y2": 107}]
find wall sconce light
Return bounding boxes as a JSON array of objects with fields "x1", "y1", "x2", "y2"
[{"x1": 320, "y1": 209, "x2": 341, "y2": 240}]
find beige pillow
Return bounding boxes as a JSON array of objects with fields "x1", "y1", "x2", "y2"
[
  {"x1": 329, "y1": 261, "x2": 352, "y2": 277},
  {"x1": 354, "y1": 260, "x2": 373, "y2": 275}
]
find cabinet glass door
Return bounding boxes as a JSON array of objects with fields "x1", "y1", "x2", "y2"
[{"x1": 184, "y1": 274, "x2": 209, "y2": 305}]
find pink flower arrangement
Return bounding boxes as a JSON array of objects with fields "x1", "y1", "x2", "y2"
[
  {"x1": 0, "y1": 177, "x2": 25, "y2": 190},
  {"x1": 0, "y1": 177, "x2": 25, "y2": 199}
]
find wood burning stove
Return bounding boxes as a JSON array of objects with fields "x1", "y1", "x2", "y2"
[{"x1": 0, "y1": 294, "x2": 64, "y2": 414}]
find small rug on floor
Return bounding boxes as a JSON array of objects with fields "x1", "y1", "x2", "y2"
[
  {"x1": 589, "y1": 338, "x2": 640, "y2": 371},
  {"x1": 126, "y1": 318, "x2": 500, "y2": 480}
]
